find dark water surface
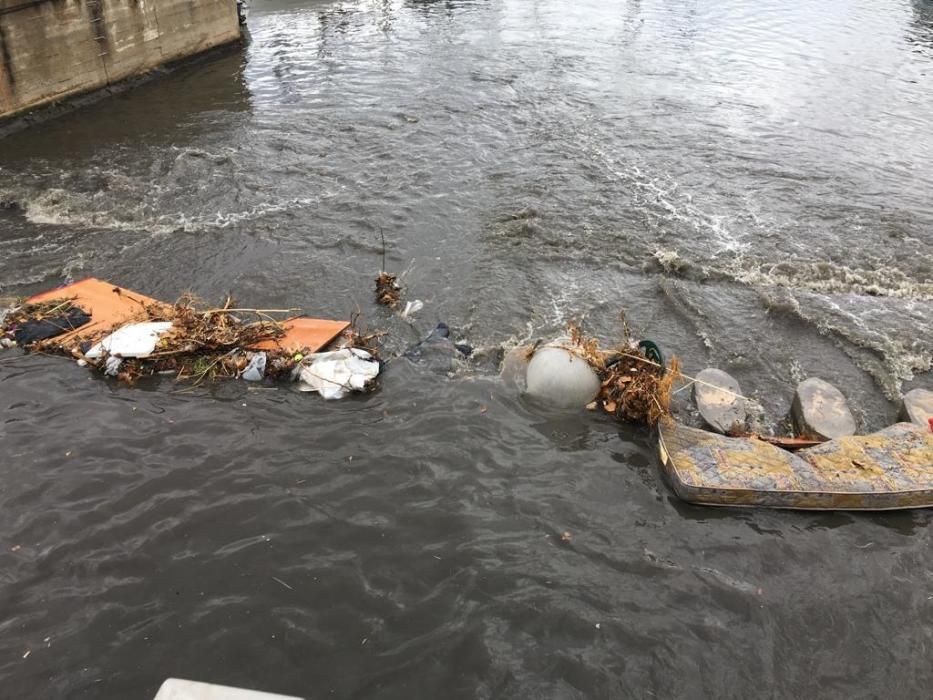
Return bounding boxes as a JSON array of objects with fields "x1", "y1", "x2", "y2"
[{"x1": 2, "y1": 0, "x2": 933, "y2": 697}]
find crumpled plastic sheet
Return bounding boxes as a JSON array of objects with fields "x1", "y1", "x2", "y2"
[
  {"x1": 241, "y1": 352, "x2": 267, "y2": 382},
  {"x1": 295, "y1": 348, "x2": 380, "y2": 400}
]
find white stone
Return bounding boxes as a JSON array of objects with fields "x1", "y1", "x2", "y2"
[{"x1": 525, "y1": 341, "x2": 601, "y2": 409}]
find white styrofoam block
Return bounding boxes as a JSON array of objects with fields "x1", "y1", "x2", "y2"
[
  {"x1": 85, "y1": 322, "x2": 173, "y2": 359},
  {"x1": 154, "y1": 678, "x2": 302, "y2": 700}
]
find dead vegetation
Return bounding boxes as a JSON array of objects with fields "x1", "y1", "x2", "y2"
[
  {"x1": 90, "y1": 294, "x2": 297, "y2": 384},
  {"x1": 375, "y1": 271, "x2": 401, "y2": 308},
  {"x1": 341, "y1": 310, "x2": 386, "y2": 358},
  {"x1": 568, "y1": 318, "x2": 682, "y2": 427},
  {"x1": 374, "y1": 227, "x2": 403, "y2": 308}
]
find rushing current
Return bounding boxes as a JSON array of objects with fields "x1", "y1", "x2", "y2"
[{"x1": 2, "y1": 0, "x2": 933, "y2": 697}]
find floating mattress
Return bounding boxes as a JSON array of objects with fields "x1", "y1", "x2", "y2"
[
  {"x1": 27, "y1": 278, "x2": 348, "y2": 354},
  {"x1": 657, "y1": 421, "x2": 933, "y2": 510}
]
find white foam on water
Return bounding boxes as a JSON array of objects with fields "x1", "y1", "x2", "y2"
[
  {"x1": 758, "y1": 287, "x2": 933, "y2": 399},
  {"x1": 579, "y1": 132, "x2": 754, "y2": 255},
  {"x1": 7, "y1": 186, "x2": 330, "y2": 235},
  {"x1": 653, "y1": 243, "x2": 933, "y2": 302},
  {"x1": 726, "y1": 256, "x2": 933, "y2": 301}
]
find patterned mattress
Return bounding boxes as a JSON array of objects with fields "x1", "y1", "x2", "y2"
[{"x1": 657, "y1": 422, "x2": 933, "y2": 510}]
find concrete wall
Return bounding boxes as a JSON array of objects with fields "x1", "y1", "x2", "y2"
[{"x1": 0, "y1": 0, "x2": 240, "y2": 119}]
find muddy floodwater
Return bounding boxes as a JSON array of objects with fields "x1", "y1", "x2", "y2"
[{"x1": 2, "y1": 0, "x2": 933, "y2": 697}]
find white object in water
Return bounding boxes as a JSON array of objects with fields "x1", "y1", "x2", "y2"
[
  {"x1": 85, "y1": 322, "x2": 173, "y2": 359},
  {"x1": 525, "y1": 340, "x2": 601, "y2": 409},
  {"x1": 153, "y1": 678, "x2": 302, "y2": 700},
  {"x1": 500, "y1": 345, "x2": 532, "y2": 392},
  {"x1": 241, "y1": 352, "x2": 267, "y2": 381},
  {"x1": 296, "y1": 348, "x2": 380, "y2": 400},
  {"x1": 104, "y1": 356, "x2": 123, "y2": 377},
  {"x1": 400, "y1": 299, "x2": 424, "y2": 320}
]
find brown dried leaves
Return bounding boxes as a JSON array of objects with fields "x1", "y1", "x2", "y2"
[
  {"x1": 375, "y1": 272, "x2": 401, "y2": 308},
  {"x1": 568, "y1": 319, "x2": 681, "y2": 427}
]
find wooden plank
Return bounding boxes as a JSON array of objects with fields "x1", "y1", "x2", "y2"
[{"x1": 254, "y1": 318, "x2": 350, "y2": 354}]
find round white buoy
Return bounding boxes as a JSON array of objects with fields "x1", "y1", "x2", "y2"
[{"x1": 525, "y1": 341, "x2": 601, "y2": 409}]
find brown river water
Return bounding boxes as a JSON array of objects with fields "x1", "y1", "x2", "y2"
[{"x1": 1, "y1": 0, "x2": 933, "y2": 697}]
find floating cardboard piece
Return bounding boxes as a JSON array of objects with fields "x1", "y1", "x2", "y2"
[
  {"x1": 658, "y1": 421, "x2": 933, "y2": 510},
  {"x1": 27, "y1": 278, "x2": 348, "y2": 354}
]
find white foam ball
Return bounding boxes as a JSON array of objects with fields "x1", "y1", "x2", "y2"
[{"x1": 525, "y1": 342, "x2": 601, "y2": 409}]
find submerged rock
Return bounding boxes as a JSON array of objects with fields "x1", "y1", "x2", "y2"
[
  {"x1": 525, "y1": 340, "x2": 601, "y2": 409},
  {"x1": 693, "y1": 368, "x2": 746, "y2": 434},
  {"x1": 791, "y1": 377, "x2": 856, "y2": 440},
  {"x1": 899, "y1": 388, "x2": 933, "y2": 427}
]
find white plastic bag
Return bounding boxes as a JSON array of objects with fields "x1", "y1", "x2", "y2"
[
  {"x1": 241, "y1": 352, "x2": 267, "y2": 382},
  {"x1": 104, "y1": 356, "x2": 123, "y2": 377},
  {"x1": 401, "y1": 299, "x2": 424, "y2": 320},
  {"x1": 296, "y1": 348, "x2": 380, "y2": 400}
]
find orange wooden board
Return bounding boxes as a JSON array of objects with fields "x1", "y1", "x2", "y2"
[
  {"x1": 254, "y1": 317, "x2": 350, "y2": 354},
  {"x1": 28, "y1": 278, "x2": 165, "y2": 347},
  {"x1": 28, "y1": 278, "x2": 348, "y2": 353}
]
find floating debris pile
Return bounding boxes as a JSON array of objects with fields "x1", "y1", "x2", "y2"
[
  {"x1": 1, "y1": 280, "x2": 382, "y2": 397},
  {"x1": 374, "y1": 228, "x2": 402, "y2": 309},
  {"x1": 375, "y1": 271, "x2": 401, "y2": 308},
  {"x1": 558, "y1": 320, "x2": 682, "y2": 426},
  {"x1": 81, "y1": 294, "x2": 297, "y2": 384}
]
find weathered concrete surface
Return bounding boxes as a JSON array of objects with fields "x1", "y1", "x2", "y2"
[
  {"x1": 693, "y1": 368, "x2": 746, "y2": 434},
  {"x1": 0, "y1": 0, "x2": 240, "y2": 120},
  {"x1": 900, "y1": 388, "x2": 933, "y2": 427},
  {"x1": 791, "y1": 377, "x2": 857, "y2": 440},
  {"x1": 525, "y1": 341, "x2": 601, "y2": 409}
]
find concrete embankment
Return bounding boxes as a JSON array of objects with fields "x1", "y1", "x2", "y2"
[{"x1": 0, "y1": 0, "x2": 240, "y2": 120}]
